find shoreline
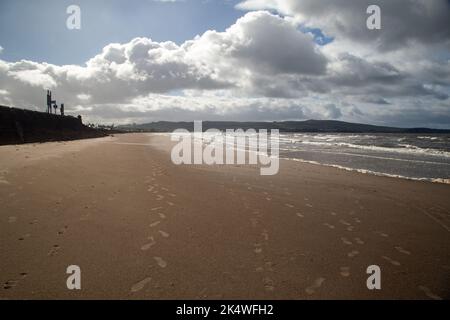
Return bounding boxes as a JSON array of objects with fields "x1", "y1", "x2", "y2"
[
  {"x1": 283, "y1": 157, "x2": 450, "y2": 185},
  {"x1": 3, "y1": 131, "x2": 448, "y2": 185},
  {"x1": 151, "y1": 132, "x2": 450, "y2": 186}
]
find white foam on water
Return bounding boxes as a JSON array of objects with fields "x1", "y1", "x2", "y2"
[
  {"x1": 280, "y1": 148, "x2": 450, "y2": 166},
  {"x1": 296, "y1": 141, "x2": 450, "y2": 158},
  {"x1": 283, "y1": 157, "x2": 450, "y2": 185}
]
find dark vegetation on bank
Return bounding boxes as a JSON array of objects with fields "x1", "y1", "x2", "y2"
[{"x1": 0, "y1": 105, "x2": 116, "y2": 146}]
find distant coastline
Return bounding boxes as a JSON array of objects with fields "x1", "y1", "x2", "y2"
[{"x1": 118, "y1": 120, "x2": 450, "y2": 134}]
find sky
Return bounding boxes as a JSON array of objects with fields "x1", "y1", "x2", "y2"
[{"x1": 0, "y1": 0, "x2": 449, "y2": 128}]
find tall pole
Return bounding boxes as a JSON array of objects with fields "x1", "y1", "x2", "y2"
[{"x1": 46, "y1": 90, "x2": 50, "y2": 113}]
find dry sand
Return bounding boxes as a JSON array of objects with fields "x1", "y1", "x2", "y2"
[{"x1": 0, "y1": 133, "x2": 449, "y2": 299}]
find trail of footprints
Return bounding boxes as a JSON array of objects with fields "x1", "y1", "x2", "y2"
[
  {"x1": 47, "y1": 224, "x2": 69, "y2": 256},
  {"x1": 250, "y1": 209, "x2": 276, "y2": 293},
  {"x1": 2, "y1": 273, "x2": 28, "y2": 290},
  {"x1": 282, "y1": 197, "x2": 429, "y2": 297},
  {"x1": 131, "y1": 166, "x2": 176, "y2": 293},
  {"x1": 2, "y1": 168, "x2": 443, "y2": 299},
  {"x1": 305, "y1": 277, "x2": 326, "y2": 295},
  {"x1": 274, "y1": 197, "x2": 331, "y2": 296},
  {"x1": 3, "y1": 216, "x2": 69, "y2": 291},
  {"x1": 326, "y1": 203, "x2": 440, "y2": 298}
]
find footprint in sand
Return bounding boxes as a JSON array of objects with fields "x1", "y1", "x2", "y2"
[
  {"x1": 266, "y1": 197, "x2": 272, "y2": 201},
  {"x1": 265, "y1": 261, "x2": 274, "y2": 272},
  {"x1": 197, "y1": 288, "x2": 208, "y2": 298},
  {"x1": 250, "y1": 218, "x2": 258, "y2": 228},
  {"x1": 340, "y1": 267, "x2": 350, "y2": 277},
  {"x1": 8, "y1": 216, "x2": 17, "y2": 223},
  {"x1": 394, "y1": 246, "x2": 411, "y2": 255},
  {"x1": 151, "y1": 207, "x2": 163, "y2": 211},
  {"x1": 254, "y1": 243, "x2": 263, "y2": 254},
  {"x1": 147, "y1": 186, "x2": 154, "y2": 192},
  {"x1": 263, "y1": 277, "x2": 275, "y2": 292},
  {"x1": 141, "y1": 237, "x2": 156, "y2": 251},
  {"x1": 130, "y1": 277, "x2": 152, "y2": 293},
  {"x1": 306, "y1": 204, "x2": 313, "y2": 208},
  {"x1": 354, "y1": 237, "x2": 365, "y2": 245},
  {"x1": 339, "y1": 219, "x2": 352, "y2": 226},
  {"x1": 154, "y1": 257, "x2": 167, "y2": 268},
  {"x1": 341, "y1": 237, "x2": 353, "y2": 245},
  {"x1": 330, "y1": 212, "x2": 337, "y2": 216},
  {"x1": 262, "y1": 230, "x2": 269, "y2": 241},
  {"x1": 305, "y1": 277, "x2": 325, "y2": 295},
  {"x1": 80, "y1": 212, "x2": 91, "y2": 221},
  {"x1": 285, "y1": 204, "x2": 294, "y2": 208},
  {"x1": 48, "y1": 245, "x2": 60, "y2": 256},
  {"x1": 375, "y1": 231, "x2": 389, "y2": 238},
  {"x1": 149, "y1": 221, "x2": 161, "y2": 228},
  {"x1": 58, "y1": 226, "x2": 68, "y2": 235},
  {"x1": 18, "y1": 234, "x2": 31, "y2": 241},
  {"x1": 296, "y1": 212, "x2": 304, "y2": 218},
  {"x1": 158, "y1": 230, "x2": 170, "y2": 238},
  {"x1": 166, "y1": 201, "x2": 175, "y2": 206},
  {"x1": 418, "y1": 286, "x2": 442, "y2": 300},
  {"x1": 382, "y1": 255, "x2": 401, "y2": 266},
  {"x1": 347, "y1": 250, "x2": 359, "y2": 258},
  {"x1": 3, "y1": 273, "x2": 28, "y2": 290},
  {"x1": 156, "y1": 195, "x2": 164, "y2": 201},
  {"x1": 323, "y1": 223, "x2": 335, "y2": 229},
  {"x1": 158, "y1": 212, "x2": 166, "y2": 219},
  {"x1": 168, "y1": 193, "x2": 176, "y2": 198}
]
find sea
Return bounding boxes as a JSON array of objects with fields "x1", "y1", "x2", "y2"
[
  {"x1": 170, "y1": 131, "x2": 450, "y2": 184},
  {"x1": 277, "y1": 133, "x2": 450, "y2": 184}
]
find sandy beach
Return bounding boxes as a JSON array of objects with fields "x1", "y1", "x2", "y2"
[{"x1": 0, "y1": 133, "x2": 449, "y2": 299}]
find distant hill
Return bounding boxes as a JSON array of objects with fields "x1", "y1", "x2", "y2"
[{"x1": 119, "y1": 120, "x2": 450, "y2": 134}]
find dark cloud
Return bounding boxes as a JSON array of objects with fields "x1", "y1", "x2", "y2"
[{"x1": 237, "y1": 0, "x2": 450, "y2": 51}]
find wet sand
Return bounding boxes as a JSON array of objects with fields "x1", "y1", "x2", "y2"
[{"x1": 0, "y1": 133, "x2": 449, "y2": 299}]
